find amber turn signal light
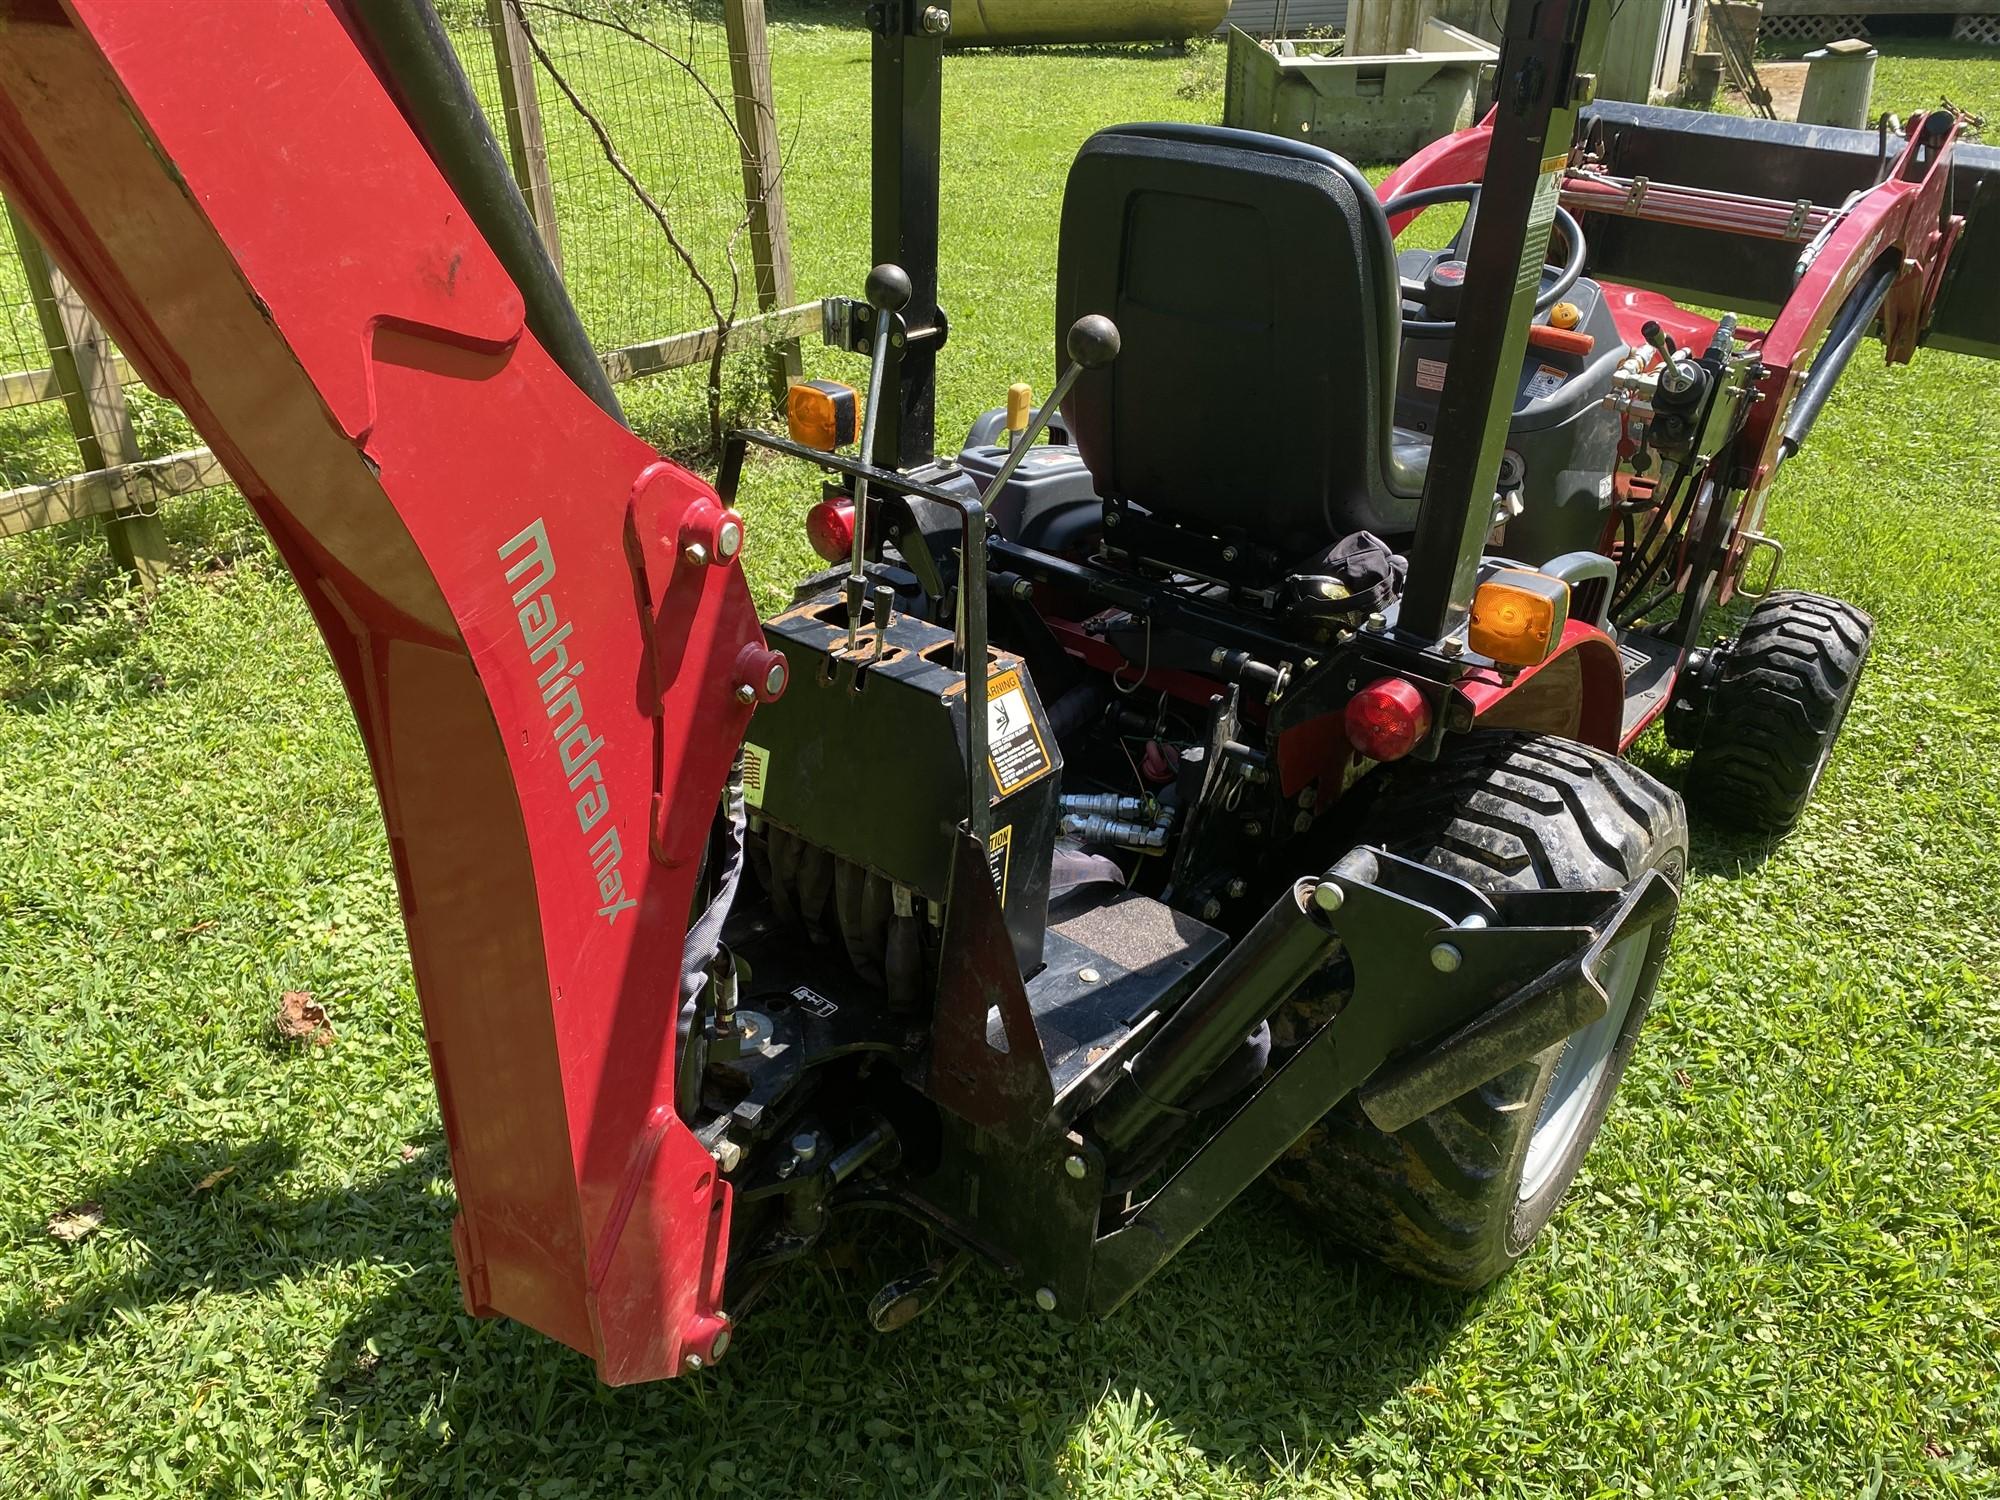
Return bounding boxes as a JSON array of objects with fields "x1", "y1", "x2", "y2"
[
  {"x1": 787, "y1": 379, "x2": 859, "y2": 451},
  {"x1": 1469, "y1": 569, "x2": 1570, "y2": 667}
]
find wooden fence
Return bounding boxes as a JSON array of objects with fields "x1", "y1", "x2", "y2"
[{"x1": 0, "y1": 0, "x2": 811, "y2": 584}]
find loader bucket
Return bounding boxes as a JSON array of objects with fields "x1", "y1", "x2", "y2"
[{"x1": 1577, "y1": 102, "x2": 2000, "y2": 362}]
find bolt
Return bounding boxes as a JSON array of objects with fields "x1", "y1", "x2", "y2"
[
  {"x1": 715, "y1": 518, "x2": 744, "y2": 562},
  {"x1": 920, "y1": 4, "x2": 951, "y2": 33},
  {"x1": 684, "y1": 1353, "x2": 704, "y2": 1371},
  {"x1": 1210, "y1": 646, "x2": 1229, "y2": 665},
  {"x1": 791, "y1": 1132, "x2": 818, "y2": 1163},
  {"x1": 1365, "y1": 612, "x2": 1387, "y2": 632},
  {"x1": 1078, "y1": 967, "x2": 1101, "y2": 984},
  {"x1": 1064, "y1": 1154, "x2": 1088, "y2": 1179},
  {"x1": 710, "y1": 1327, "x2": 732, "y2": 1360},
  {"x1": 1227, "y1": 877, "x2": 1248, "y2": 899},
  {"x1": 1201, "y1": 898, "x2": 1223, "y2": 921},
  {"x1": 1221, "y1": 545, "x2": 1239, "y2": 563},
  {"x1": 683, "y1": 541, "x2": 710, "y2": 567},
  {"x1": 1034, "y1": 1286, "x2": 1058, "y2": 1312},
  {"x1": 735, "y1": 682, "x2": 757, "y2": 704},
  {"x1": 1441, "y1": 636, "x2": 1465, "y2": 658},
  {"x1": 1103, "y1": 508, "x2": 1121, "y2": 528},
  {"x1": 714, "y1": 1138, "x2": 744, "y2": 1173},
  {"x1": 1011, "y1": 578, "x2": 1035, "y2": 600},
  {"x1": 1293, "y1": 810, "x2": 1313, "y2": 834},
  {"x1": 1313, "y1": 880, "x2": 1344, "y2": 912},
  {"x1": 1244, "y1": 821, "x2": 1263, "y2": 838},
  {"x1": 764, "y1": 658, "x2": 789, "y2": 697},
  {"x1": 1430, "y1": 942, "x2": 1463, "y2": 974}
]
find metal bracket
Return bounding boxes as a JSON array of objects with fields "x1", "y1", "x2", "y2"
[{"x1": 1086, "y1": 845, "x2": 1678, "y2": 1315}]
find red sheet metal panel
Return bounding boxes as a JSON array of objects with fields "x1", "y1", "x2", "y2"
[{"x1": 0, "y1": 0, "x2": 766, "y2": 1383}]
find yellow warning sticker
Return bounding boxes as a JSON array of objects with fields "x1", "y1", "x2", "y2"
[
  {"x1": 984, "y1": 668, "x2": 1053, "y2": 797},
  {"x1": 742, "y1": 742, "x2": 771, "y2": 808},
  {"x1": 987, "y1": 823, "x2": 1013, "y2": 908}
]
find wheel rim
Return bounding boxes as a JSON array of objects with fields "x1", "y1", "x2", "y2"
[{"x1": 1517, "y1": 927, "x2": 1651, "y2": 1203}]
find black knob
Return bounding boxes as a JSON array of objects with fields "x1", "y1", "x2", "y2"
[
  {"x1": 866, "y1": 263, "x2": 912, "y2": 313},
  {"x1": 1066, "y1": 313, "x2": 1121, "y2": 369}
]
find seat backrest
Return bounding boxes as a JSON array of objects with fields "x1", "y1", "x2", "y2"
[{"x1": 1056, "y1": 124, "x2": 1412, "y2": 555}]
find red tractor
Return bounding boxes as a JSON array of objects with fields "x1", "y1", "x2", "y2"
[{"x1": 0, "y1": 0, "x2": 1990, "y2": 1383}]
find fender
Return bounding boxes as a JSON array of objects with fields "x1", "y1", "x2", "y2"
[
  {"x1": 1460, "y1": 620, "x2": 1626, "y2": 752},
  {"x1": 0, "y1": 0, "x2": 764, "y2": 1383}
]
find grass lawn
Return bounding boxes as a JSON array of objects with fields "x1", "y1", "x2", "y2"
[{"x1": 3, "y1": 19, "x2": 1999, "y2": 1498}]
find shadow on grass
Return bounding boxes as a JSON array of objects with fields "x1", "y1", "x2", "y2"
[
  {"x1": 3, "y1": 1125, "x2": 1469, "y2": 1491},
  {"x1": 311, "y1": 1186, "x2": 1467, "y2": 1494},
  {"x1": 0, "y1": 1136, "x2": 451, "y2": 1364}
]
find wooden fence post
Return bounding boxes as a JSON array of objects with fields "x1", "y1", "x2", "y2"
[
  {"x1": 5, "y1": 202, "x2": 169, "y2": 587},
  {"x1": 723, "y1": 0, "x2": 802, "y2": 405},
  {"x1": 489, "y1": 0, "x2": 564, "y2": 273}
]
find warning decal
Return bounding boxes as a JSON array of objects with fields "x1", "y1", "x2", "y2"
[
  {"x1": 742, "y1": 741, "x2": 771, "y2": 808},
  {"x1": 987, "y1": 824, "x2": 1013, "y2": 908},
  {"x1": 1517, "y1": 167, "x2": 1563, "y2": 296},
  {"x1": 1415, "y1": 356, "x2": 1449, "y2": 393},
  {"x1": 985, "y1": 668, "x2": 1052, "y2": 796},
  {"x1": 1525, "y1": 363, "x2": 1568, "y2": 400}
]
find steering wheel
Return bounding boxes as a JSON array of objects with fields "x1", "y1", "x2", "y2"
[{"x1": 1380, "y1": 182, "x2": 1587, "y2": 337}]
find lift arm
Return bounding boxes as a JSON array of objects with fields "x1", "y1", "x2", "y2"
[{"x1": 0, "y1": 0, "x2": 776, "y2": 1384}]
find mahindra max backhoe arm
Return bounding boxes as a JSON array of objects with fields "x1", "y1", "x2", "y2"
[{"x1": 0, "y1": 0, "x2": 776, "y2": 1384}]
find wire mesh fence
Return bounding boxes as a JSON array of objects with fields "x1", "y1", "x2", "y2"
[
  {"x1": 1, "y1": 0, "x2": 811, "y2": 562},
  {"x1": 453, "y1": 0, "x2": 786, "y2": 355}
]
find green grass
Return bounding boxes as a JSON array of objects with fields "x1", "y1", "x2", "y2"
[{"x1": 3, "y1": 26, "x2": 1999, "y2": 1499}]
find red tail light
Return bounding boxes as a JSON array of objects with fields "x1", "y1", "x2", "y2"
[
  {"x1": 805, "y1": 498, "x2": 855, "y2": 563},
  {"x1": 1343, "y1": 676, "x2": 1432, "y2": 762}
]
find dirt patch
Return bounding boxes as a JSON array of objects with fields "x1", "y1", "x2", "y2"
[{"x1": 1729, "y1": 59, "x2": 1808, "y2": 121}]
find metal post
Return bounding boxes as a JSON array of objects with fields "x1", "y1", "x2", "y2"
[
  {"x1": 1394, "y1": 0, "x2": 1611, "y2": 644},
  {"x1": 6, "y1": 203, "x2": 169, "y2": 586},
  {"x1": 870, "y1": 0, "x2": 946, "y2": 469}
]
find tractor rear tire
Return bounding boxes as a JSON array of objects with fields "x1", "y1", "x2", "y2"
[
  {"x1": 1679, "y1": 590, "x2": 1873, "y2": 837},
  {"x1": 1265, "y1": 732, "x2": 1687, "y2": 1290}
]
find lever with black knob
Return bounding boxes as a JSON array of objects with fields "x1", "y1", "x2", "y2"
[{"x1": 844, "y1": 263, "x2": 913, "y2": 651}]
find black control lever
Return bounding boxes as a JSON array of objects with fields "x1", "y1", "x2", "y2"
[
  {"x1": 948, "y1": 314, "x2": 1119, "y2": 845},
  {"x1": 847, "y1": 263, "x2": 913, "y2": 651},
  {"x1": 1642, "y1": 319, "x2": 1703, "y2": 401}
]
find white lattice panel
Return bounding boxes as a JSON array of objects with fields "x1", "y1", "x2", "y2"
[{"x1": 1954, "y1": 14, "x2": 2000, "y2": 45}]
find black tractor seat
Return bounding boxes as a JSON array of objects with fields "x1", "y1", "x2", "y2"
[{"x1": 1055, "y1": 123, "x2": 1426, "y2": 565}]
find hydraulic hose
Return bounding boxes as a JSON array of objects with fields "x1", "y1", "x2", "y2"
[
  {"x1": 344, "y1": 0, "x2": 627, "y2": 426},
  {"x1": 1779, "y1": 259, "x2": 1899, "y2": 462}
]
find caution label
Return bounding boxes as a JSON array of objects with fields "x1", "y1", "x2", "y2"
[
  {"x1": 986, "y1": 823, "x2": 1013, "y2": 908},
  {"x1": 1415, "y1": 356, "x2": 1449, "y2": 393},
  {"x1": 1518, "y1": 166, "x2": 1563, "y2": 296},
  {"x1": 985, "y1": 669, "x2": 1052, "y2": 796},
  {"x1": 1525, "y1": 362, "x2": 1568, "y2": 400},
  {"x1": 742, "y1": 742, "x2": 771, "y2": 808}
]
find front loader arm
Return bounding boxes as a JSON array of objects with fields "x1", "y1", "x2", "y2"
[{"x1": 0, "y1": 0, "x2": 773, "y2": 1384}]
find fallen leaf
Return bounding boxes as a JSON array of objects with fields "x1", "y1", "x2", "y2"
[
  {"x1": 398, "y1": 1143, "x2": 422, "y2": 1164},
  {"x1": 275, "y1": 990, "x2": 335, "y2": 1047},
  {"x1": 1674, "y1": 1068, "x2": 1694, "y2": 1089},
  {"x1": 192, "y1": 1164, "x2": 237, "y2": 1193},
  {"x1": 46, "y1": 1203, "x2": 104, "y2": 1245}
]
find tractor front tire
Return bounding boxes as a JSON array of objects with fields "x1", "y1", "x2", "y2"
[
  {"x1": 1266, "y1": 733, "x2": 1687, "y2": 1289},
  {"x1": 1678, "y1": 590, "x2": 1873, "y2": 837}
]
